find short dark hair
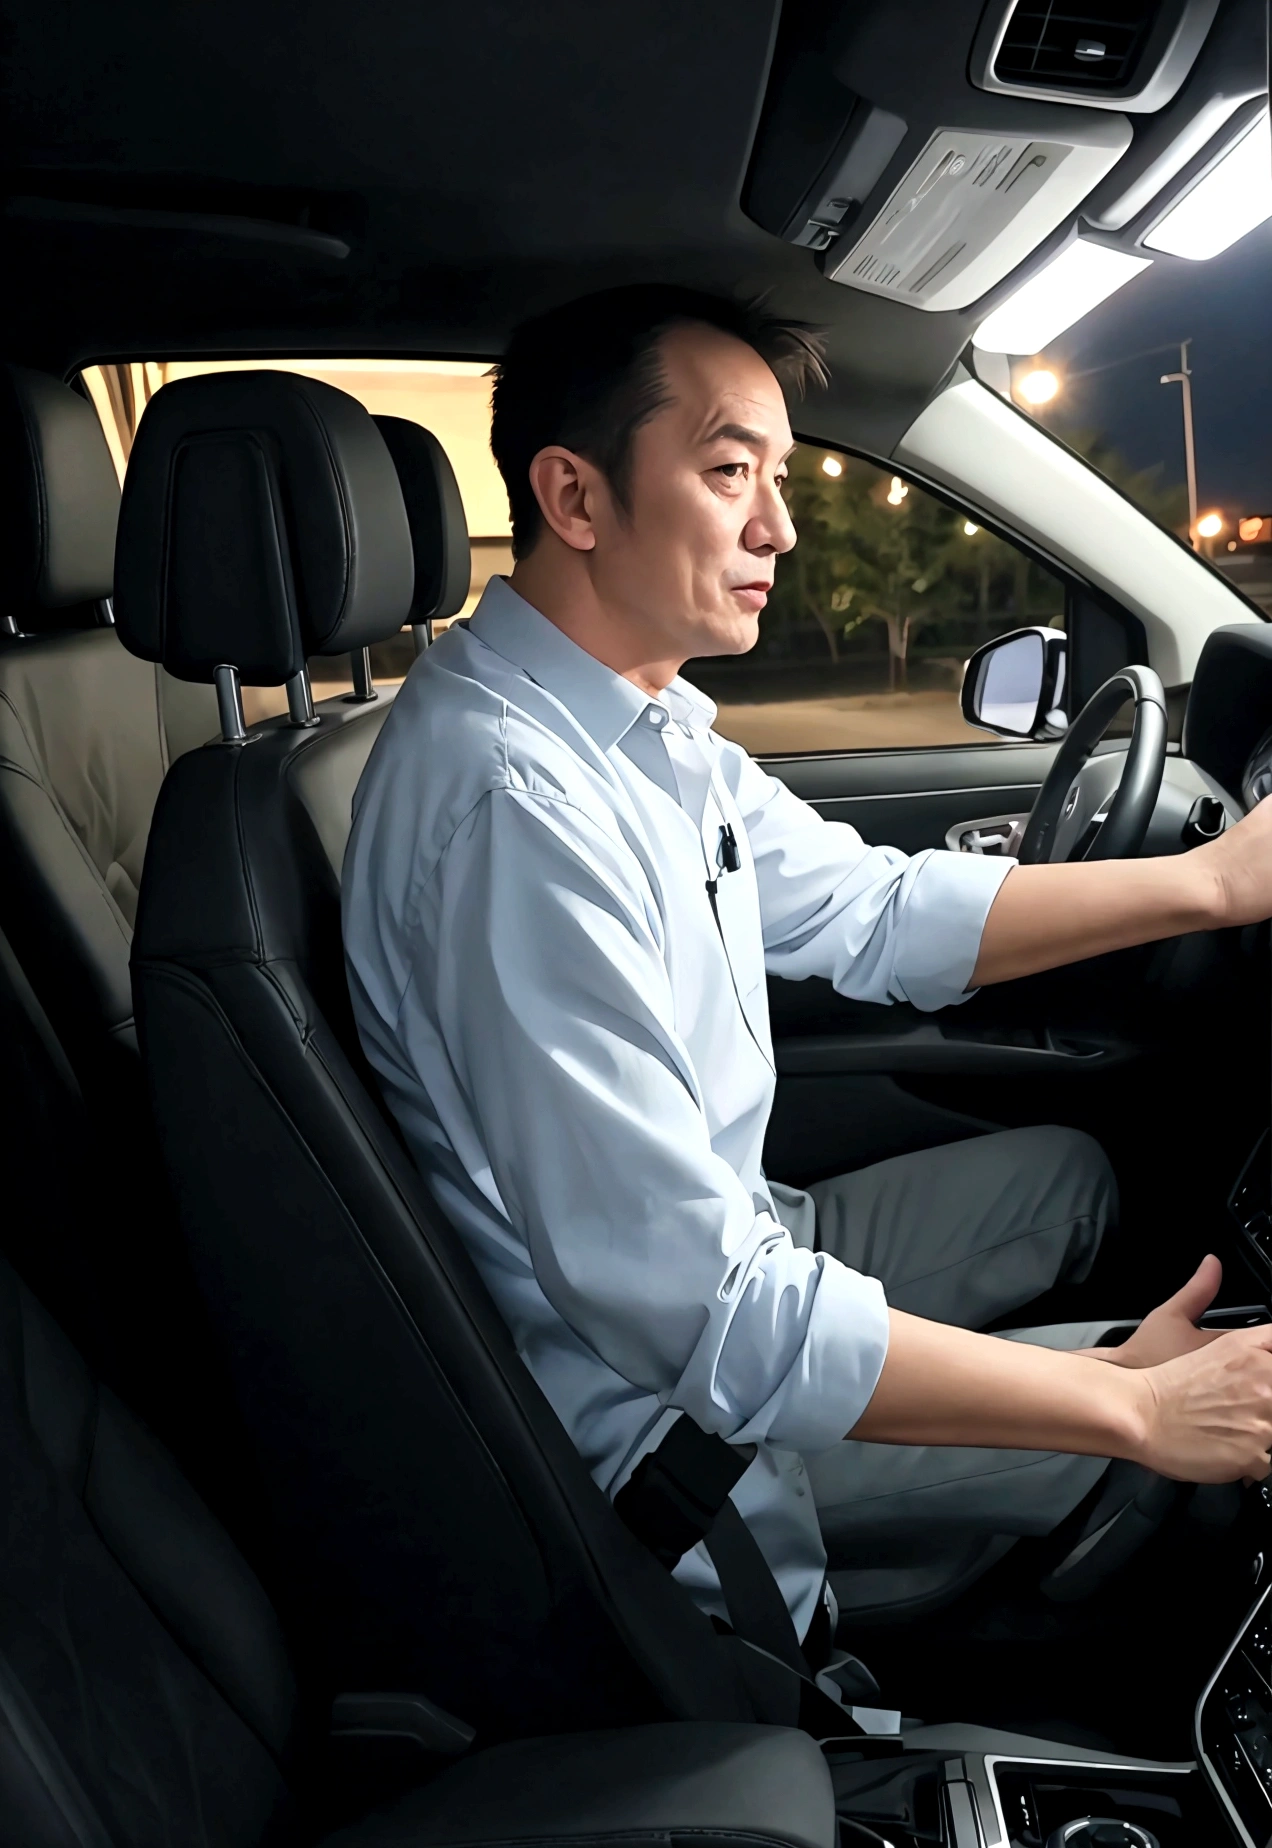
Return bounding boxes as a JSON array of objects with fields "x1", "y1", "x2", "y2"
[{"x1": 489, "y1": 285, "x2": 828, "y2": 557}]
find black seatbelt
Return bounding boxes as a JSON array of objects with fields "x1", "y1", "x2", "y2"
[
  {"x1": 702, "y1": 1499, "x2": 809, "y2": 1674},
  {"x1": 613, "y1": 1415, "x2": 755, "y2": 1571},
  {"x1": 614, "y1": 1417, "x2": 806, "y2": 1674},
  {"x1": 614, "y1": 1416, "x2": 862, "y2": 1737}
]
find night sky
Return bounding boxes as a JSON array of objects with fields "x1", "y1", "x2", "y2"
[{"x1": 1034, "y1": 218, "x2": 1272, "y2": 521}]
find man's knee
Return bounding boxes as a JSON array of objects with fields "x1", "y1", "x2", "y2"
[
  {"x1": 1009, "y1": 1124, "x2": 1117, "y2": 1285},
  {"x1": 1023, "y1": 1124, "x2": 1117, "y2": 1227}
]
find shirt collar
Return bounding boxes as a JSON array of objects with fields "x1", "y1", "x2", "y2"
[{"x1": 465, "y1": 577, "x2": 717, "y2": 751}]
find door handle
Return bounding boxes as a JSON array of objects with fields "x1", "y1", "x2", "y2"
[{"x1": 945, "y1": 812, "x2": 1030, "y2": 855}]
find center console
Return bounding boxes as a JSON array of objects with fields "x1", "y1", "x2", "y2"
[
  {"x1": 828, "y1": 1478, "x2": 1272, "y2": 1846},
  {"x1": 832, "y1": 1731, "x2": 1213, "y2": 1848},
  {"x1": 1198, "y1": 1584, "x2": 1272, "y2": 1846}
]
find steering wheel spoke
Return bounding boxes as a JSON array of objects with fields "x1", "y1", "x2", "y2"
[{"x1": 1017, "y1": 666, "x2": 1168, "y2": 866}]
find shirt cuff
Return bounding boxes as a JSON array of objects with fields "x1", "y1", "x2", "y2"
[
  {"x1": 893, "y1": 850, "x2": 1015, "y2": 1012},
  {"x1": 730, "y1": 1256, "x2": 890, "y2": 1454}
]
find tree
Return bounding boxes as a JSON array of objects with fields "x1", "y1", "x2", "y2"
[
  {"x1": 774, "y1": 452, "x2": 974, "y2": 684},
  {"x1": 766, "y1": 429, "x2": 1182, "y2": 684}
]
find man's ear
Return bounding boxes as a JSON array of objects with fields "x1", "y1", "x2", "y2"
[{"x1": 527, "y1": 446, "x2": 604, "y2": 553}]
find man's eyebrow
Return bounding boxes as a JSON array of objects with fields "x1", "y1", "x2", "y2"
[
  {"x1": 702, "y1": 421, "x2": 765, "y2": 447},
  {"x1": 701, "y1": 421, "x2": 796, "y2": 463}
]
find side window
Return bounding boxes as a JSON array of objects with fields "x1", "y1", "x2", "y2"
[
  {"x1": 81, "y1": 360, "x2": 512, "y2": 725},
  {"x1": 687, "y1": 444, "x2": 1066, "y2": 756}
]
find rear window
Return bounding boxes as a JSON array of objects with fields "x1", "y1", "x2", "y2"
[{"x1": 82, "y1": 359, "x2": 511, "y2": 724}]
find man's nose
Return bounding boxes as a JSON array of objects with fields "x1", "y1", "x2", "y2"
[{"x1": 744, "y1": 479, "x2": 797, "y2": 557}]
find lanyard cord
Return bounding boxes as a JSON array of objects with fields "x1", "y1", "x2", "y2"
[{"x1": 705, "y1": 823, "x2": 775, "y2": 1077}]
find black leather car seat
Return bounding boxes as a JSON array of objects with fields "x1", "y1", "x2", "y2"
[
  {"x1": 0, "y1": 364, "x2": 236, "y2": 1487},
  {"x1": 110, "y1": 370, "x2": 839, "y2": 1749},
  {"x1": 0, "y1": 364, "x2": 219, "y2": 1085},
  {"x1": 0, "y1": 1245, "x2": 836, "y2": 1847}
]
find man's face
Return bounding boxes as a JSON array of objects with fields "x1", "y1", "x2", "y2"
[{"x1": 587, "y1": 322, "x2": 798, "y2": 662}]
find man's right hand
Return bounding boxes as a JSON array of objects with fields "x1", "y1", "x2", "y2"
[{"x1": 1136, "y1": 1323, "x2": 1272, "y2": 1483}]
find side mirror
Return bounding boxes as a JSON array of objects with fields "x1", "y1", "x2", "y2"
[{"x1": 961, "y1": 626, "x2": 1067, "y2": 741}]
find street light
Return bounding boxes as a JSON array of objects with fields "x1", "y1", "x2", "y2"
[
  {"x1": 1016, "y1": 367, "x2": 1061, "y2": 407},
  {"x1": 1160, "y1": 339, "x2": 1199, "y2": 545},
  {"x1": 1197, "y1": 511, "x2": 1224, "y2": 538},
  {"x1": 821, "y1": 455, "x2": 843, "y2": 478},
  {"x1": 887, "y1": 476, "x2": 908, "y2": 506},
  {"x1": 963, "y1": 521, "x2": 980, "y2": 536}
]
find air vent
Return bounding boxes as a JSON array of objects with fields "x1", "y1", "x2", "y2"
[
  {"x1": 994, "y1": 1, "x2": 1155, "y2": 92},
  {"x1": 970, "y1": 0, "x2": 1217, "y2": 113}
]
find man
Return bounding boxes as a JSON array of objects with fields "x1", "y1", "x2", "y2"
[{"x1": 343, "y1": 285, "x2": 1272, "y2": 1649}]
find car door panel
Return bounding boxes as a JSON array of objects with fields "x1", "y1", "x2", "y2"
[
  {"x1": 762, "y1": 741, "x2": 1057, "y2": 854},
  {"x1": 757, "y1": 741, "x2": 1142, "y2": 1184}
]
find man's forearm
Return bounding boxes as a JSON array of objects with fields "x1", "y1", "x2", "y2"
[
  {"x1": 970, "y1": 852, "x2": 1223, "y2": 988},
  {"x1": 848, "y1": 1310, "x2": 1150, "y2": 1457}
]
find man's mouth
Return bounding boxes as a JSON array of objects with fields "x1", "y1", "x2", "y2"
[{"x1": 730, "y1": 581, "x2": 771, "y2": 611}]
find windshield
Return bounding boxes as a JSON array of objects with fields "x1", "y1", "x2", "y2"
[{"x1": 1001, "y1": 206, "x2": 1272, "y2": 619}]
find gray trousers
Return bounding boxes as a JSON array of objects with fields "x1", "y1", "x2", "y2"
[{"x1": 772, "y1": 1125, "x2": 1118, "y2": 1561}]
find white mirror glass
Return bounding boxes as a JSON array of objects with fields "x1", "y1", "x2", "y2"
[{"x1": 977, "y1": 632, "x2": 1045, "y2": 735}]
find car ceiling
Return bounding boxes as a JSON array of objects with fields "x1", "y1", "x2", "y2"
[{"x1": 0, "y1": 0, "x2": 1264, "y2": 455}]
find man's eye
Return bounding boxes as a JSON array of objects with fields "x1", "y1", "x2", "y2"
[{"x1": 716, "y1": 462, "x2": 748, "y2": 480}]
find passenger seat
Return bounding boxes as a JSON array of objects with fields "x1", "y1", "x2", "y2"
[{"x1": 0, "y1": 1244, "x2": 835, "y2": 1847}]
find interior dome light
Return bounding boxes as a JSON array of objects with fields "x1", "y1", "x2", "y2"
[
  {"x1": 1145, "y1": 110, "x2": 1272, "y2": 261},
  {"x1": 973, "y1": 240, "x2": 1151, "y2": 355}
]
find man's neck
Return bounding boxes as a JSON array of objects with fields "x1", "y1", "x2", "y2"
[{"x1": 507, "y1": 559, "x2": 681, "y2": 700}]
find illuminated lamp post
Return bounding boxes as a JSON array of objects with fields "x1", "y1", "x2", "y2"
[{"x1": 1160, "y1": 339, "x2": 1199, "y2": 545}]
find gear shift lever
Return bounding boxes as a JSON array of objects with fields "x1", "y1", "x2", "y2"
[{"x1": 1045, "y1": 1821, "x2": 1159, "y2": 1848}]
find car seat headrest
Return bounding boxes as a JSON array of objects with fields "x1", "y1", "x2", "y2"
[
  {"x1": 113, "y1": 370, "x2": 414, "y2": 685},
  {"x1": 0, "y1": 364, "x2": 120, "y2": 615},
  {"x1": 373, "y1": 416, "x2": 471, "y2": 627}
]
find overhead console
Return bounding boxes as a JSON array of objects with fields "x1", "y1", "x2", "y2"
[{"x1": 743, "y1": 0, "x2": 1254, "y2": 321}]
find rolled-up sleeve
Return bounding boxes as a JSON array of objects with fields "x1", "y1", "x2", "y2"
[
  {"x1": 727, "y1": 748, "x2": 1015, "y2": 1012},
  {"x1": 428, "y1": 786, "x2": 889, "y2": 1454}
]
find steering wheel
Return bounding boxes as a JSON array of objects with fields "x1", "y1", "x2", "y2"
[{"x1": 1017, "y1": 666, "x2": 1168, "y2": 865}]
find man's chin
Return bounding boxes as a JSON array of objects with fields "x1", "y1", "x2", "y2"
[{"x1": 694, "y1": 612, "x2": 761, "y2": 658}]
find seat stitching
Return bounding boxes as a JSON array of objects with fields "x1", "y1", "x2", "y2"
[{"x1": 0, "y1": 702, "x2": 134, "y2": 953}]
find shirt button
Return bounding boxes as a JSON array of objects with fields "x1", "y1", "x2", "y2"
[{"x1": 647, "y1": 707, "x2": 666, "y2": 727}]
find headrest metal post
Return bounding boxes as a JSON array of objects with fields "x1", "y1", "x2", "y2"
[
  {"x1": 344, "y1": 646, "x2": 378, "y2": 704},
  {"x1": 213, "y1": 664, "x2": 248, "y2": 746},
  {"x1": 412, "y1": 622, "x2": 433, "y2": 655},
  {"x1": 286, "y1": 667, "x2": 320, "y2": 729}
]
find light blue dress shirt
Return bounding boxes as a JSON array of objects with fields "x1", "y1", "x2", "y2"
[{"x1": 342, "y1": 578, "x2": 1014, "y2": 1637}]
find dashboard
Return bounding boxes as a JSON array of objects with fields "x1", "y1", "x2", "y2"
[{"x1": 1184, "y1": 624, "x2": 1272, "y2": 810}]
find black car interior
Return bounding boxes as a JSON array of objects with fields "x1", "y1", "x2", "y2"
[{"x1": 2, "y1": 0, "x2": 1272, "y2": 1844}]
